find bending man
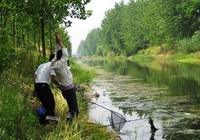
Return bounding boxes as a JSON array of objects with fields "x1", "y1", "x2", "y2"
[{"x1": 34, "y1": 54, "x2": 59, "y2": 125}]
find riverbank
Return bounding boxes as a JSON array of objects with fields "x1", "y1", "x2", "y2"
[
  {"x1": 130, "y1": 46, "x2": 200, "y2": 64},
  {"x1": 84, "y1": 46, "x2": 200, "y2": 65}
]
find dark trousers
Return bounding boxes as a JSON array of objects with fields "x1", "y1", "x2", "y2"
[
  {"x1": 35, "y1": 83, "x2": 55, "y2": 117},
  {"x1": 61, "y1": 87, "x2": 79, "y2": 115}
]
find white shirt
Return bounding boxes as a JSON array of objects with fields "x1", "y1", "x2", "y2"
[
  {"x1": 51, "y1": 47, "x2": 73, "y2": 88},
  {"x1": 35, "y1": 62, "x2": 56, "y2": 84}
]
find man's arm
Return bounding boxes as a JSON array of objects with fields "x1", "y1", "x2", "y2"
[
  {"x1": 55, "y1": 32, "x2": 69, "y2": 60},
  {"x1": 51, "y1": 75, "x2": 60, "y2": 88},
  {"x1": 55, "y1": 32, "x2": 65, "y2": 48}
]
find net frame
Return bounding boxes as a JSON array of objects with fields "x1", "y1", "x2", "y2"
[
  {"x1": 109, "y1": 110, "x2": 127, "y2": 132},
  {"x1": 90, "y1": 101, "x2": 129, "y2": 132}
]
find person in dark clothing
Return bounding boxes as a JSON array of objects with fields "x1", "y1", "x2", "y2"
[{"x1": 34, "y1": 54, "x2": 59, "y2": 124}]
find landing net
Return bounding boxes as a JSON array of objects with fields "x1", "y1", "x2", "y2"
[{"x1": 109, "y1": 110, "x2": 127, "y2": 132}]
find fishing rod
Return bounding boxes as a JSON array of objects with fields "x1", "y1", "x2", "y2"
[{"x1": 87, "y1": 117, "x2": 146, "y2": 128}]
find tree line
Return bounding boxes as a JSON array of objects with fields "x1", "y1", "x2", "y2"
[
  {"x1": 0, "y1": 0, "x2": 92, "y2": 57},
  {"x1": 77, "y1": 0, "x2": 200, "y2": 57}
]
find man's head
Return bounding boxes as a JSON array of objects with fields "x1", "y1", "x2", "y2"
[
  {"x1": 56, "y1": 49, "x2": 62, "y2": 60},
  {"x1": 49, "y1": 54, "x2": 55, "y2": 61}
]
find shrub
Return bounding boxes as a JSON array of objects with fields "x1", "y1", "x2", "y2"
[
  {"x1": 0, "y1": 46, "x2": 15, "y2": 72},
  {"x1": 177, "y1": 31, "x2": 200, "y2": 54}
]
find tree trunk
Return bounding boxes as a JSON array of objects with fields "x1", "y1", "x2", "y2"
[
  {"x1": 50, "y1": 24, "x2": 53, "y2": 54},
  {"x1": 22, "y1": 28, "x2": 25, "y2": 48},
  {"x1": 12, "y1": 16, "x2": 16, "y2": 47},
  {"x1": 41, "y1": 16, "x2": 46, "y2": 57},
  {"x1": 17, "y1": 31, "x2": 20, "y2": 48},
  {"x1": 0, "y1": 7, "x2": 2, "y2": 36},
  {"x1": 49, "y1": 0, "x2": 53, "y2": 54},
  {"x1": 38, "y1": 28, "x2": 41, "y2": 52},
  {"x1": 33, "y1": 30, "x2": 36, "y2": 50},
  {"x1": 28, "y1": 33, "x2": 29, "y2": 47}
]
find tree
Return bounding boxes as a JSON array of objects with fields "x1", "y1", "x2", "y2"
[
  {"x1": 77, "y1": 40, "x2": 88, "y2": 56},
  {"x1": 101, "y1": 2, "x2": 126, "y2": 55},
  {"x1": 0, "y1": 0, "x2": 92, "y2": 57},
  {"x1": 77, "y1": 28, "x2": 101, "y2": 56}
]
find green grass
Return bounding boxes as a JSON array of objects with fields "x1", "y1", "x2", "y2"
[
  {"x1": 0, "y1": 70, "x2": 38, "y2": 139},
  {"x1": 71, "y1": 59, "x2": 97, "y2": 84},
  {"x1": 131, "y1": 45, "x2": 200, "y2": 64},
  {"x1": 0, "y1": 50, "x2": 115, "y2": 140}
]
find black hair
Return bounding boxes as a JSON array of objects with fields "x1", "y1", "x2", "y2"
[
  {"x1": 56, "y1": 49, "x2": 62, "y2": 60},
  {"x1": 67, "y1": 60, "x2": 70, "y2": 66},
  {"x1": 49, "y1": 54, "x2": 55, "y2": 61}
]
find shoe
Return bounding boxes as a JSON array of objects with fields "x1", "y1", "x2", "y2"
[
  {"x1": 46, "y1": 116, "x2": 59, "y2": 122},
  {"x1": 66, "y1": 112, "x2": 74, "y2": 122}
]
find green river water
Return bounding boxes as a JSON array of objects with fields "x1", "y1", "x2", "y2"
[{"x1": 81, "y1": 59, "x2": 200, "y2": 140}]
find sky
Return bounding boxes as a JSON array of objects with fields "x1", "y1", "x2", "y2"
[{"x1": 66, "y1": 0, "x2": 129, "y2": 54}]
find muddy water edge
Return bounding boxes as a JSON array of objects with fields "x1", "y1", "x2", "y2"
[{"x1": 78, "y1": 59, "x2": 200, "y2": 140}]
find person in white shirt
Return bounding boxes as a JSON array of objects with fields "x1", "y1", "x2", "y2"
[
  {"x1": 34, "y1": 54, "x2": 59, "y2": 125},
  {"x1": 51, "y1": 32, "x2": 79, "y2": 121}
]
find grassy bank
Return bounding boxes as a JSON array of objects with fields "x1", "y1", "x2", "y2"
[
  {"x1": 130, "y1": 46, "x2": 200, "y2": 64},
  {"x1": 0, "y1": 49, "x2": 116, "y2": 140}
]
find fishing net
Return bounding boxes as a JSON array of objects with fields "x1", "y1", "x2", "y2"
[
  {"x1": 109, "y1": 110, "x2": 127, "y2": 132},
  {"x1": 90, "y1": 101, "x2": 127, "y2": 132}
]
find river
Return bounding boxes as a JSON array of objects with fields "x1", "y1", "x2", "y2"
[{"x1": 80, "y1": 59, "x2": 200, "y2": 140}]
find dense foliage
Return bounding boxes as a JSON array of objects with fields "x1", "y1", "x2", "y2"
[
  {"x1": 77, "y1": 0, "x2": 200, "y2": 56},
  {"x1": 0, "y1": 0, "x2": 92, "y2": 57}
]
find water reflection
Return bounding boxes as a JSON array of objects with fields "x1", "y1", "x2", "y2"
[
  {"x1": 84, "y1": 59, "x2": 200, "y2": 99},
  {"x1": 83, "y1": 59, "x2": 200, "y2": 140}
]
